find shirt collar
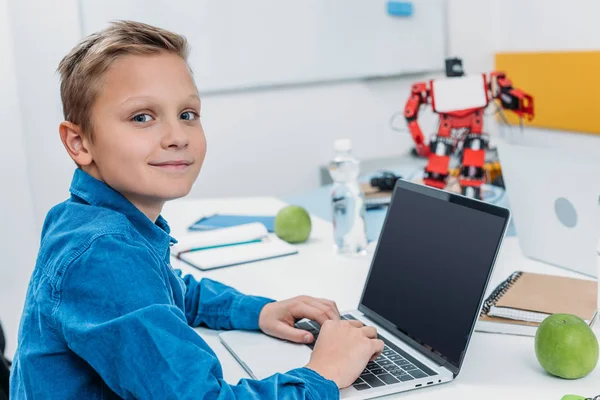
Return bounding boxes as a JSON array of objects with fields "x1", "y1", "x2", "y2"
[{"x1": 69, "y1": 168, "x2": 177, "y2": 258}]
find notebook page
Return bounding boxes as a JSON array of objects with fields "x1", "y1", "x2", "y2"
[
  {"x1": 172, "y1": 223, "x2": 268, "y2": 255},
  {"x1": 178, "y1": 236, "x2": 297, "y2": 270}
]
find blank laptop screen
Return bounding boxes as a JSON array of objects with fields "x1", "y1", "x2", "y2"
[{"x1": 360, "y1": 184, "x2": 507, "y2": 370}]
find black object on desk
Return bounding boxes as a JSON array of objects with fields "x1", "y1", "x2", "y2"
[{"x1": 370, "y1": 171, "x2": 402, "y2": 192}]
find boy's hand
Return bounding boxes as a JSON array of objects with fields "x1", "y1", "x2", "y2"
[
  {"x1": 258, "y1": 296, "x2": 340, "y2": 343},
  {"x1": 306, "y1": 320, "x2": 385, "y2": 389}
]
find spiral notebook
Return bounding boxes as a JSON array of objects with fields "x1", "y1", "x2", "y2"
[{"x1": 476, "y1": 271, "x2": 598, "y2": 336}]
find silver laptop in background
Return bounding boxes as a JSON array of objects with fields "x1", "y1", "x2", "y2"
[
  {"x1": 220, "y1": 179, "x2": 511, "y2": 399},
  {"x1": 497, "y1": 142, "x2": 600, "y2": 278}
]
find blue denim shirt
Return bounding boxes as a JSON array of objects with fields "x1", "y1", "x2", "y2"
[{"x1": 10, "y1": 169, "x2": 338, "y2": 399}]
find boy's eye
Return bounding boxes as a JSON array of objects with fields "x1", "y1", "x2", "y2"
[
  {"x1": 132, "y1": 114, "x2": 153, "y2": 123},
  {"x1": 180, "y1": 111, "x2": 198, "y2": 121}
]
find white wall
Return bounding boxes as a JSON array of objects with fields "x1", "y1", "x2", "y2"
[
  {"x1": 8, "y1": 0, "x2": 83, "y2": 232},
  {"x1": 448, "y1": 0, "x2": 600, "y2": 154},
  {"x1": 0, "y1": 0, "x2": 38, "y2": 358}
]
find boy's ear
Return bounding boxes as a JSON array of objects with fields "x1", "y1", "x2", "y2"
[{"x1": 59, "y1": 121, "x2": 93, "y2": 166}]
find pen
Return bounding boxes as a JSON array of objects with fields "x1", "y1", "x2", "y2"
[{"x1": 186, "y1": 238, "x2": 263, "y2": 253}]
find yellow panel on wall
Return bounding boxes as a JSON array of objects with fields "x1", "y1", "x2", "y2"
[{"x1": 495, "y1": 51, "x2": 600, "y2": 135}]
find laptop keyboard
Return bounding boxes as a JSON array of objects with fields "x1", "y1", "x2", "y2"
[{"x1": 294, "y1": 314, "x2": 438, "y2": 391}]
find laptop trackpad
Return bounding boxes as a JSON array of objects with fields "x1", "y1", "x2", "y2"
[{"x1": 219, "y1": 330, "x2": 313, "y2": 380}]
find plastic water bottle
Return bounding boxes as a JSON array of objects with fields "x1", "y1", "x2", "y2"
[{"x1": 328, "y1": 139, "x2": 368, "y2": 255}]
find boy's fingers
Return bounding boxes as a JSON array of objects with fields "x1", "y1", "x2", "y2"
[
  {"x1": 290, "y1": 302, "x2": 331, "y2": 326},
  {"x1": 304, "y1": 298, "x2": 340, "y2": 321},
  {"x1": 317, "y1": 298, "x2": 341, "y2": 318},
  {"x1": 271, "y1": 324, "x2": 314, "y2": 344},
  {"x1": 348, "y1": 320, "x2": 364, "y2": 328},
  {"x1": 370, "y1": 339, "x2": 385, "y2": 360},
  {"x1": 361, "y1": 326, "x2": 378, "y2": 339}
]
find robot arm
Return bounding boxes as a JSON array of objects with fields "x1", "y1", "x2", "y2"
[
  {"x1": 404, "y1": 82, "x2": 431, "y2": 157},
  {"x1": 489, "y1": 71, "x2": 534, "y2": 120}
]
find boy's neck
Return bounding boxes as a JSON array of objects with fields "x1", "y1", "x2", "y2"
[
  {"x1": 82, "y1": 165, "x2": 164, "y2": 223},
  {"x1": 122, "y1": 195, "x2": 164, "y2": 223}
]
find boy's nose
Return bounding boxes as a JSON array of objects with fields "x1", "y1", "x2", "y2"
[{"x1": 162, "y1": 122, "x2": 189, "y2": 149}]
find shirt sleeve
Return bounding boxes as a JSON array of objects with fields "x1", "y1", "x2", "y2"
[
  {"x1": 55, "y1": 234, "x2": 338, "y2": 400},
  {"x1": 176, "y1": 271, "x2": 275, "y2": 330}
]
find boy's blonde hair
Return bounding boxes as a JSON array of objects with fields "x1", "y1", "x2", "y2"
[{"x1": 57, "y1": 20, "x2": 189, "y2": 139}]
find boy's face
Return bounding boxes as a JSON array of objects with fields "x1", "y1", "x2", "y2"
[{"x1": 85, "y1": 52, "x2": 206, "y2": 209}]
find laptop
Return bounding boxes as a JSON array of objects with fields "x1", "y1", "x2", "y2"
[
  {"x1": 219, "y1": 179, "x2": 511, "y2": 398},
  {"x1": 497, "y1": 142, "x2": 600, "y2": 278}
]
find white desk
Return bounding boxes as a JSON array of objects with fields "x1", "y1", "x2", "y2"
[{"x1": 163, "y1": 197, "x2": 600, "y2": 400}]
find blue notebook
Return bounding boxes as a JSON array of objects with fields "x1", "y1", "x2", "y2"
[{"x1": 189, "y1": 214, "x2": 276, "y2": 232}]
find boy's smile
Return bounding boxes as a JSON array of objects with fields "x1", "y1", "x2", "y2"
[
  {"x1": 148, "y1": 159, "x2": 193, "y2": 172},
  {"x1": 61, "y1": 52, "x2": 207, "y2": 221}
]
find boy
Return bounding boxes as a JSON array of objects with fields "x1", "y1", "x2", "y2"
[{"x1": 10, "y1": 21, "x2": 383, "y2": 399}]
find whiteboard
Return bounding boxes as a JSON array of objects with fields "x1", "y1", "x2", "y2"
[{"x1": 79, "y1": 0, "x2": 446, "y2": 93}]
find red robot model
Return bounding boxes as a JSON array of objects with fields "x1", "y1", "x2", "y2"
[{"x1": 404, "y1": 58, "x2": 534, "y2": 199}]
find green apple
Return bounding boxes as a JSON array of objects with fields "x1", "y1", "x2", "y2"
[
  {"x1": 535, "y1": 313, "x2": 599, "y2": 379},
  {"x1": 274, "y1": 205, "x2": 312, "y2": 244}
]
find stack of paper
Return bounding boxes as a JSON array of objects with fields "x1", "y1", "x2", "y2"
[
  {"x1": 488, "y1": 306, "x2": 553, "y2": 324},
  {"x1": 171, "y1": 223, "x2": 298, "y2": 271}
]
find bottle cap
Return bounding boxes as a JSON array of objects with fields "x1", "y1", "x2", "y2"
[{"x1": 334, "y1": 138, "x2": 352, "y2": 153}]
